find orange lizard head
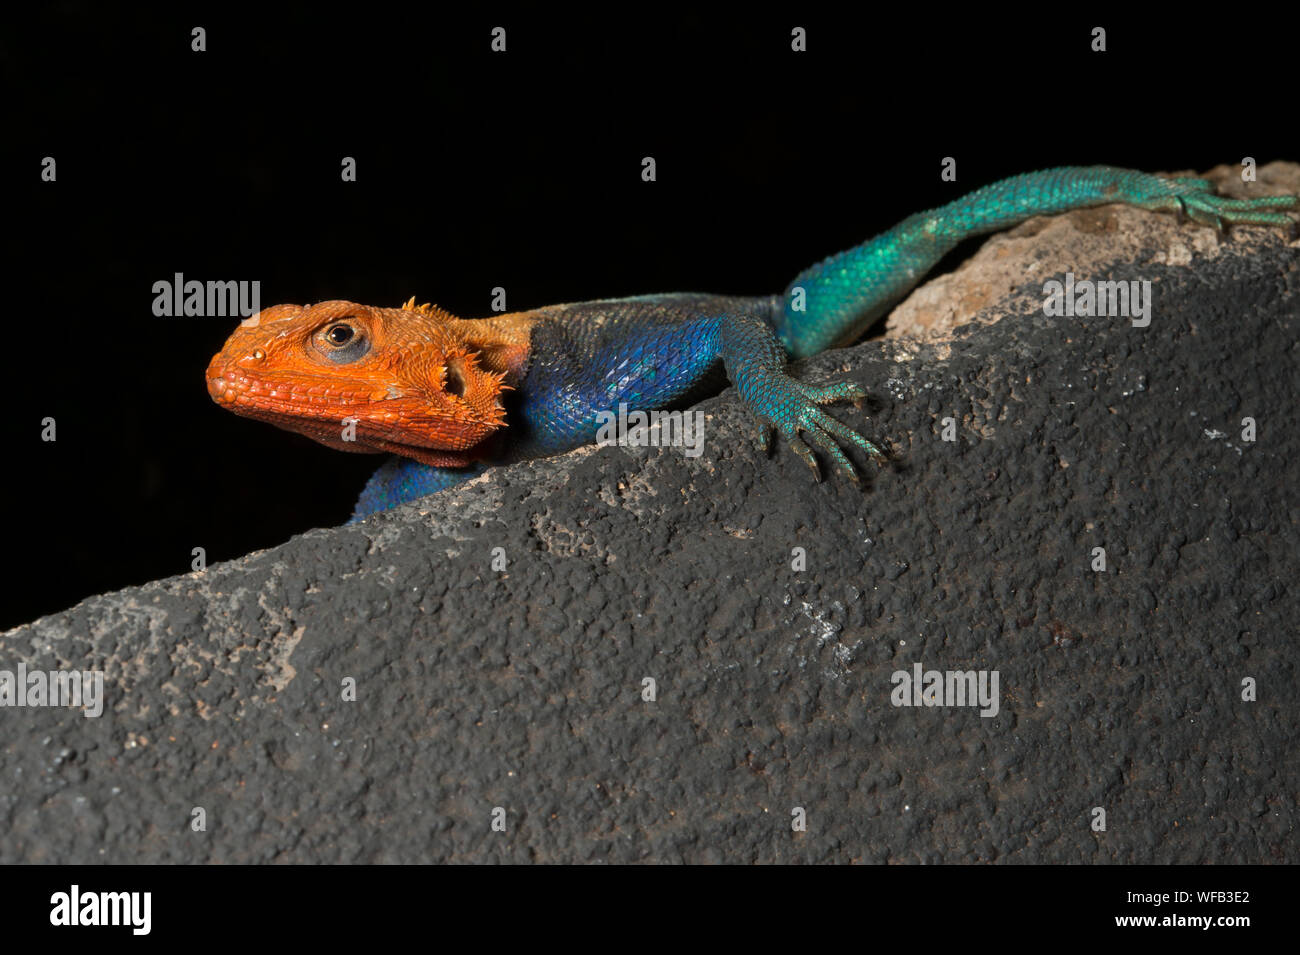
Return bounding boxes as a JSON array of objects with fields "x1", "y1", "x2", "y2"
[{"x1": 206, "y1": 299, "x2": 528, "y2": 466}]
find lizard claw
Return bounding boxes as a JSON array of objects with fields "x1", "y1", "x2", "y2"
[{"x1": 741, "y1": 371, "x2": 885, "y2": 483}]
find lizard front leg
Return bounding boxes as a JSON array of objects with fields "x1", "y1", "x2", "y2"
[
  {"x1": 718, "y1": 313, "x2": 885, "y2": 482},
  {"x1": 351, "y1": 459, "x2": 489, "y2": 521}
]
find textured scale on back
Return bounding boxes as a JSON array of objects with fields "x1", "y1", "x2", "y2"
[{"x1": 205, "y1": 166, "x2": 1299, "y2": 521}]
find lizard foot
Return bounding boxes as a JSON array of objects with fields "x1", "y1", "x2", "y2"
[
  {"x1": 1146, "y1": 177, "x2": 1299, "y2": 237},
  {"x1": 748, "y1": 375, "x2": 886, "y2": 483}
]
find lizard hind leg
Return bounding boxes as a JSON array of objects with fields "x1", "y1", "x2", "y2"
[{"x1": 1134, "y1": 177, "x2": 1299, "y2": 234}]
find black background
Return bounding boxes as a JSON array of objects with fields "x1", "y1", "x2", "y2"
[
  {"x1": 11, "y1": 865, "x2": 1283, "y2": 940},
  {"x1": 3, "y1": 5, "x2": 1294, "y2": 628}
]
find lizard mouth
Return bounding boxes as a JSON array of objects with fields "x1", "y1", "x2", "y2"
[
  {"x1": 205, "y1": 363, "x2": 378, "y2": 421},
  {"x1": 206, "y1": 357, "x2": 508, "y2": 458},
  {"x1": 207, "y1": 362, "x2": 372, "y2": 408},
  {"x1": 207, "y1": 364, "x2": 503, "y2": 419}
]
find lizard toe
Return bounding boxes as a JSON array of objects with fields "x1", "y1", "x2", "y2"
[
  {"x1": 1181, "y1": 193, "x2": 1299, "y2": 235},
  {"x1": 810, "y1": 406, "x2": 887, "y2": 462},
  {"x1": 803, "y1": 425, "x2": 860, "y2": 484},
  {"x1": 801, "y1": 380, "x2": 867, "y2": 405},
  {"x1": 785, "y1": 432, "x2": 823, "y2": 481}
]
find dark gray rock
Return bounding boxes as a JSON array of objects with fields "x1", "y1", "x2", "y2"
[{"x1": 2, "y1": 213, "x2": 1297, "y2": 863}]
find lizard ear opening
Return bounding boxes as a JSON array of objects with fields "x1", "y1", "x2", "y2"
[
  {"x1": 444, "y1": 361, "x2": 466, "y2": 398},
  {"x1": 429, "y1": 350, "x2": 509, "y2": 438}
]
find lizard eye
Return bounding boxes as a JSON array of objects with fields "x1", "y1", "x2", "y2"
[{"x1": 313, "y1": 321, "x2": 370, "y2": 363}]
